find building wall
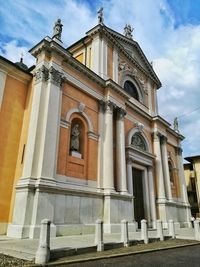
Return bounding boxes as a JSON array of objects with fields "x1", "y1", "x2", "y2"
[
  {"x1": 0, "y1": 74, "x2": 30, "y2": 233},
  {"x1": 184, "y1": 159, "x2": 200, "y2": 217},
  {"x1": 57, "y1": 81, "x2": 99, "y2": 181}
]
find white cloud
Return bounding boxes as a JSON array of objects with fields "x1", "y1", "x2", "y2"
[
  {"x1": 1, "y1": 0, "x2": 200, "y2": 156},
  {"x1": 0, "y1": 40, "x2": 35, "y2": 66}
]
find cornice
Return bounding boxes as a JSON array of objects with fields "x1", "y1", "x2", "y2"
[
  {"x1": 153, "y1": 115, "x2": 171, "y2": 127},
  {"x1": 0, "y1": 56, "x2": 32, "y2": 84},
  {"x1": 126, "y1": 100, "x2": 152, "y2": 121},
  {"x1": 105, "y1": 79, "x2": 130, "y2": 99},
  {"x1": 167, "y1": 127, "x2": 185, "y2": 141}
]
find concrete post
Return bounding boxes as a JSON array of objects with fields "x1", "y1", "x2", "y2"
[
  {"x1": 168, "y1": 219, "x2": 175, "y2": 239},
  {"x1": 141, "y1": 219, "x2": 148, "y2": 244},
  {"x1": 35, "y1": 219, "x2": 51, "y2": 265},
  {"x1": 95, "y1": 219, "x2": 104, "y2": 252},
  {"x1": 194, "y1": 220, "x2": 200, "y2": 241},
  {"x1": 121, "y1": 219, "x2": 129, "y2": 247},
  {"x1": 157, "y1": 220, "x2": 164, "y2": 241}
]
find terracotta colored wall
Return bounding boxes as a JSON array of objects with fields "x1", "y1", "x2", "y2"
[
  {"x1": 0, "y1": 75, "x2": 28, "y2": 224},
  {"x1": 57, "y1": 82, "x2": 98, "y2": 181}
]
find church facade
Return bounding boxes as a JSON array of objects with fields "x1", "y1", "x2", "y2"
[{"x1": 0, "y1": 17, "x2": 191, "y2": 238}]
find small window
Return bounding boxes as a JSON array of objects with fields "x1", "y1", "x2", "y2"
[{"x1": 124, "y1": 80, "x2": 139, "y2": 100}]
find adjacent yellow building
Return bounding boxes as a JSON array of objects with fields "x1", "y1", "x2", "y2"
[
  {"x1": 184, "y1": 156, "x2": 200, "y2": 218},
  {"x1": 0, "y1": 17, "x2": 191, "y2": 238}
]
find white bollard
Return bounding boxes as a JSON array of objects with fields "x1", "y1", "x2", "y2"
[
  {"x1": 141, "y1": 219, "x2": 149, "y2": 244},
  {"x1": 95, "y1": 219, "x2": 104, "y2": 252},
  {"x1": 168, "y1": 219, "x2": 175, "y2": 239},
  {"x1": 35, "y1": 219, "x2": 51, "y2": 265},
  {"x1": 121, "y1": 219, "x2": 129, "y2": 247},
  {"x1": 194, "y1": 220, "x2": 200, "y2": 241},
  {"x1": 157, "y1": 219, "x2": 164, "y2": 241}
]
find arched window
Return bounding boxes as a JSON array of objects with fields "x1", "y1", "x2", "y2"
[
  {"x1": 124, "y1": 80, "x2": 139, "y2": 100},
  {"x1": 131, "y1": 133, "x2": 147, "y2": 152}
]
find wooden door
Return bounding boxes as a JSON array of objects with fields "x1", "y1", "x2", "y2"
[{"x1": 132, "y1": 168, "x2": 145, "y2": 228}]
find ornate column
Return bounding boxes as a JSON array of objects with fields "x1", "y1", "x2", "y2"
[
  {"x1": 97, "y1": 100, "x2": 105, "y2": 189},
  {"x1": 102, "y1": 101, "x2": 115, "y2": 192},
  {"x1": 148, "y1": 166, "x2": 157, "y2": 228},
  {"x1": 153, "y1": 132, "x2": 166, "y2": 201},
  {"x1": 160, "y1": 136, "x2": 173, "y2": 201},
  {"x1": 126, "y1": 158, "x2": 133, "y2": 195},
  {"x1": 176, "y1": 147, "x2": 189, "y2": 204},
  {"x1": 144, "y1": 168, "x2": 151, "y2": 225},
  {"x1": 116, "y1": 108, "x2": 127, "y2": 194},
  {"x1": 176, "y1": 146, "x2": 191, "y2": 226}
]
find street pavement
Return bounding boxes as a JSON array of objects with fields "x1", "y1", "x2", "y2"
[{"x1": 63, "y1": 244, "x2": 200, "y2": 267}]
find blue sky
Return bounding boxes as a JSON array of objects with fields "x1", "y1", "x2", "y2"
[{"x1": 0, "y1": 0, "x2": 200, "y2": 158}]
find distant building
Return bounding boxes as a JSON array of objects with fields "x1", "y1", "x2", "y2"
[
  {"x1": 0, "y1": 16, "x2": 191, "y2": 238},
  {"x1": 184, "y1": 156, "x2": 200, "y2": 218}
]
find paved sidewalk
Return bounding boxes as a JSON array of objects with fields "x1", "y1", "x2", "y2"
[{"x1": 0, "y1": 227, "x2": 196, "y2": 262}]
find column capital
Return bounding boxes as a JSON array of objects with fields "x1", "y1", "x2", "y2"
[
  {"x1": 175, "y1": 146, "x2": 182, "y2": 156},
  {"x1": 147, "y1": 165, "x2": 153, "y2": 171},
  {"x1": 34, "y1": 65, "x2": 49, "y2": 84},
  {"x1": 152, "y1": 131, "x2": 162, "y2": 141},
  {"x1": 98, "y1": 99, "x2": 105, "y2": 112},
  {"x1": 116, "y1": 107, "x2": 126, "y2": 120},
  {"x1": 160, "y1": 135, "x2": 167, "y2": 145},
  {"x1": 99, "y1": 100, "x2": 116, "y2": 114},
  {"x1": 49, "y1": 66, "x2": 64, "y2": 87},
  {"x1": 126, "y1": 157, "x2": 133, "y2": 164}
]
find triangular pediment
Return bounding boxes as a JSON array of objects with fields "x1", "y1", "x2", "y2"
[{"x1": 104, "y1": 26, "x2": 161, "y2": 87}]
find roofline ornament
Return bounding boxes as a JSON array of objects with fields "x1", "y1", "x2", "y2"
[
  {"x1": 124, "y1": 24, "x2": 133, "y2": 39},
  {"x1": 98, "y1": 7, "x2": 104, "y2": 25},
  {"x1": 52, "y1": 19, "x2": 63, "y2": 42}
]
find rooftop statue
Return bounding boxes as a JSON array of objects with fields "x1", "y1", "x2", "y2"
[
  {"x1": 173, "y1": 117, "x2": 179, "y2": 133},
  {"x1": 124, "y1": 24, "x2": 133, "y2": 39},
  {"x1": 52, "y1": 19, "x2": 63, "y2": 41},
  {"x1": 98, "y1": 7, "x2": 104, "y2": 24}
]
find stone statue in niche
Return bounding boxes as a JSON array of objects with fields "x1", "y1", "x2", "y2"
[{"x1": 70, "y1": 124, "x2": 80, "y2": 152}]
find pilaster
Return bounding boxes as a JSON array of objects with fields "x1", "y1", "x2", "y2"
[
  {"x1": 160, "y1": 136, "x2": 173, "y2": 201},
  {"x1": 113, "y1": 48, "x2": 118, "y2": 83},
  {"x1": 0, "y1": 70, "x2": 7, "y2": 110}
]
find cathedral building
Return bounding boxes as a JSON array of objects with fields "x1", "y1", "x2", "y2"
[{"x1": 0, "y1": 15, "x2": 191, "y2": 238}]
